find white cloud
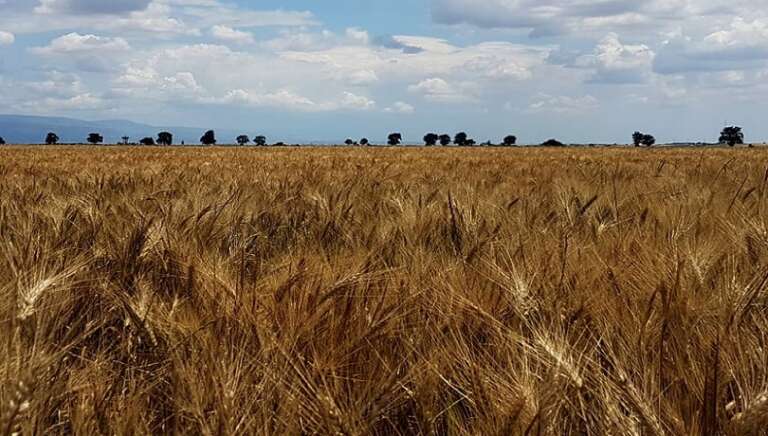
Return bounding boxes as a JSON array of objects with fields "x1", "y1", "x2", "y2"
[
  {"x1": 32, "y1": 32, "x2": 130, "y2": 54},
  {"x1": 339, "y1": 91, "x2": 375, "y2": 110},
  {"x1": 205, "y1": 89, "x2": 374, "y2": 112},
  {"x1": 526, "y1": 94, "x2": 599, "y2": 114},
  {"x1": 384, "y1": 101, "x2": 415, "y2": 114},
  {"x1": 577, "y1": 33, "x2": 655, "y2": 83},
  {"x1": 655, "y1": 18, "x2": 768, "y2": 73},
  {"x1": 210, "y1": 25, "x2": 254, "y2": 44},
  {"x1": 0, "y1": 31, "x2": 14, "y2": 45},
  {"x1": 281, "y1": 36, "x2": 548, "y2": 84},
  {"x1": 24, "y1": 71, "x2": 85, "y2": 97},
  {"x1": 430, "y1": 0, "x2": 761, "y2": 37},
  {"x1": 345, "y1": 27, "x2": 369, "y2": 45},
  {"x1": 408, "y1": 78, "x2": 476, "y2": 102}
]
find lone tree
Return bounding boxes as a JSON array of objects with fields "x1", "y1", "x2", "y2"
[
  {"x1": 503, "y1": 135, "x2": 517, "y2": 146},
  {"x1": 157, "y1": 132, "x2": 173, "y2": 146},
  {"x1": 253, "y1": 135, "x2": 267, "y2": 146},
  {"x1": 454, "y1": 132, "x2": 471, "y2": 146},
  {"x1": 423, "y1": 133, "x2": 439, "y2": 146},
  {"x1": 237, "y1": 135, "x2": 250, "y2": 146},
  {"x1": 140, "y1": 137, "x2": 155, "y2": 146},
  {"x1": 45, "y1": 132, "x2": 59, "y2": 145},
  {"x1": 633, "y1": 131, "x2": 656, "y2": 147},
  {"x1": 360, "y1": 138, "x2": 369, "y2": 146},
  {"x1": 641, "y1": 134, "x2": 656, "y2": 147},
  {"x1": 720, "y1": 126, "x2": 744, "y2": 147},
  {"x1": 542, "y1": 139, "x2": 565, "y2": 147},
  {"x1": 388, "y1": 133, "x2": 402, "y2": 146},
  {"x1": 0, "y1": 137, "x2": 5, "y2": 145},
  {"x1": 344, "y1": 138, "x2": 356, "y2": 146},
  {"x1": 439, "y1": 134, "x2": 451, "y2": 146},
  {"x1": 121, "y1": 136, "x2": 130, "y2": 145},
  {"x1": 632, "y1": 131, "x2": 644, "y2": 147},
  {"x1": 87, "y1": 133, "x2": 103, "y2": 145},
  {"x1": 200, "y1": 130, "x2": 216, "y2": 145}
]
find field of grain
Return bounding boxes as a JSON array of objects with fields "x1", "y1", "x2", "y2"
[{"x1": 1, "y1": 146, "x2": 767, "y2": 435}]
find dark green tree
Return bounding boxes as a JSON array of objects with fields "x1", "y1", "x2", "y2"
[
  {"x1": 423, "y1": 133, "x2": 439, "y2": 146},
  {"x1": 503, "y1": 135, "x2": 517, "y2": 146},
  {"x1": 140, "y1": 137, "x2": 155, "y2": 146},
  {"x1": 641, "y1": 134, "x2": 656, "y2": 147},
  {"x1": 236, "y1": 135, "x2": 250, "y2": 146},
  {"x1": 87, "y1": 133, "x2": 103, "y2": 145},
  {"x1": 200, "y1": 130, "x2": 216, "y2": 145},
  {"x1": 360, "y1": 138, "x2": 369, "y2": 146},
  {"x1": 632, "y1": 131, "x2": 644, "y2": 147},
  {"x1": 157, "y1": 132, "x2": 173, "y2": 146},
  {"x1": 454, "y1": 132, "x2": 469, "y2": 146},
  {"x1": 719, "y1": 126, "x2": 744, "y2": 146},
  {"x1": 253, "y1": 135, "x2": 267, "y2": 146},
  {"x1": 46, "y1": 132, "x2": 59, "y2": 145},
  {"x1": 439, "y1": 134, "x2": 451, "y2": 146},
  {"x1": 388, "y1": 133, "x2": 402, "y2": 146}
]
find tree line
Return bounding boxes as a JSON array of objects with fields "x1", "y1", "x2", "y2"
[{"x1": 0, "y1": 126, "x2": 749, "y2": 147}]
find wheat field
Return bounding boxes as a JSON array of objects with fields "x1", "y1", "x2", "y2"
[{"x1": 1, "y1": 145, "x2": 767, "y2": 435}]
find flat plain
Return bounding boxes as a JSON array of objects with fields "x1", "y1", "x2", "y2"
[{"x1": 2, "y1": 145, "x2": 768, "y2": 435}]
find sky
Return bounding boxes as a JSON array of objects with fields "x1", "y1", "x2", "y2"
[{"x1": 0, "y1": 0, "x2": 767, "y2": 143}]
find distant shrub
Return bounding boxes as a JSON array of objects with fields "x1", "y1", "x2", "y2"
[{"x1": 542, "y1": 139, "x2": 565, "y2": 147}]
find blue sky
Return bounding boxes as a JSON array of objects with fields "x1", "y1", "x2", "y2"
[{"x1": 1, "y1": 0, "x2": 767, "y2": 143}]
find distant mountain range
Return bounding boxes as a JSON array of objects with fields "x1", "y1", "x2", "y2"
[{"x1": 0, "y1": 114, "x2": 245, "y2": 145}]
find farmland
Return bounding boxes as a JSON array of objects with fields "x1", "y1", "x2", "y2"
[{"x1": 1, "y1": 145, "x2": 768, "y2": 434}]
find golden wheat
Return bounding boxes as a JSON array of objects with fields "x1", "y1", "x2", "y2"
[{"x1": 1, "y1": 145, "x2": 767, "y2": 434}]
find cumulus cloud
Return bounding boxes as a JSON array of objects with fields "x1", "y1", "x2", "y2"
[
  {"x1": 32, "y1": 32, "x2": 130, "y2": 54},
  {"x1": 408, "y1": 77, "x2": 477, "y2": 102},
  {"x1": 281, "y1": 35, "x2": 548, "y2": 85},
  {"x1": 339, "y1": 91, "x2": 376, "y2": 110},
  {"x1": 0, "y1": 31, "x2": 14, "y2": 45},
  {"x1": 210, "y1": 25, "x2": 254, "y2": 44},
  {"x1": 526, "y1": 93, "x2": 599, "y2": 114},
  {"x1": 577, "y1": 33, "x2": 655, "y2": 83},
  {"x1": 430, "y1": 0, "x2": 760, "y2": 37},
  {"x1": 206, "y1": 89, "x2": 375, "y2": 112},
  {"x1": 384, "y1": 101, "x2": 415, "y2": 114},
  {"x1": 655, "y1": 19, "x2": 768, "y2": 73}
]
